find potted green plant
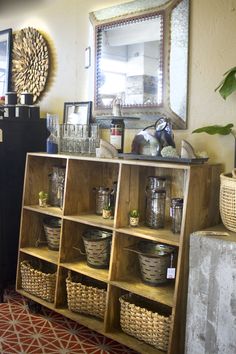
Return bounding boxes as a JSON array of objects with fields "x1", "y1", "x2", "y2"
[
  {"x1": 129, "y1": 209, "x2": 140, "y2": 227},
  {"x1": 38, "y1": 191, "x2": 48, "y2": 207},
  {"x1": 193, "y1": 66, "x2": 236, "y2": 167},
  {"x1": 102, "y1": 205, "x2": 112, "y2": 219}
]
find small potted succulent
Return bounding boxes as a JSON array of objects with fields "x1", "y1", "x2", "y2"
[
  {"x1": 38, "y1": 191, "x2": 48, "y2": 207},
  {"x1": 129, "y1": 209, "x2": 140, "y2": 227},
  {"x1": 102, "y1": 205, "x2": 112, "y2": 219}
]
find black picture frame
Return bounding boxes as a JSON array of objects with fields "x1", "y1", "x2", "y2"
[
  {"x1": 0, "y1": 28, "x2": 12, "y2": 97},
  {"x1": 63, "y1": 101, "x2": 92, "y2": 124}
]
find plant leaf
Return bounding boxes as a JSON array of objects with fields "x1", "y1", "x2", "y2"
[
  {"x1": 192, "y1": 124, "x2": 234, "y2": 135},
  {"x1": 215, "y1": 67, "x2": 236, "y2": 99}
]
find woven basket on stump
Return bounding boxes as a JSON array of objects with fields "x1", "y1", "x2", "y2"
[{"x1": 220, "y1": 170, "x2": 236, "y2": 232}]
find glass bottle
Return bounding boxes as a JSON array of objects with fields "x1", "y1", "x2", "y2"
[
  {"x1": 110, "y1": 119, "x2": 125, "y2": 153},
  {"x1": 170, "y1": 198, "x2": 183, "y2": 233}
]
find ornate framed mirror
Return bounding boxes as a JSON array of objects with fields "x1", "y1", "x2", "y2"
[{"x1": 90, "y1": 0, "x2": 189, "y2": 129}]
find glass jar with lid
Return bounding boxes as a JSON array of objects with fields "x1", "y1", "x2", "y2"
[
  {"x1": 145, "y1": 189, "x2": 166, "y2": 229},
  {"x1": 93, "y1": 186, "x2": 111, "y2": 215},
  {"x1": 146, "y1": 176, "x2": 166, "y2": 190},
  {"x1": 48, "y1": 166, "x2": 66, "y2": 208}
]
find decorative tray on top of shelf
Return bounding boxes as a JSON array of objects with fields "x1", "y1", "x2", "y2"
[{"x1": 118, "y1": 153, "x2": 209, "y2": 164}]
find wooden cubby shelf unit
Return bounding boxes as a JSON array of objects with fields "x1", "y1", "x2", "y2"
[{"x1": 16, "y1": 153, "x2": 221, "y2": 354}]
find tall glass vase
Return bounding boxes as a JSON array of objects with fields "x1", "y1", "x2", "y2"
[{"x1": 47, "y1": 113, "x2": 59, "y2": 154}]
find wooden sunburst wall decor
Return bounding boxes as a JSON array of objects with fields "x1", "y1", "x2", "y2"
[{"x1": 12, "y1": 27, "x2": 49, "y2": 103}]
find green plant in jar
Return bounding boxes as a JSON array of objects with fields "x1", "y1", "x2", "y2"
[
  {"x1": 129, "y1": 209, "x2": 140, "y2": 227},
  {"x1": 129, "y1": 209, "x2": 140, "y2": 218},
  {"x1": 102, "y1": 205, "x2": 112, "y2": 219},
  {"x1": 38, "y1": 191, "x2": 48, "y2": 207}
]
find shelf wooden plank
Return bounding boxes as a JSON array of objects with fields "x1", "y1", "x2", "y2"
[
  {"x1": 64, "y1": 213, "x2": 114, "y2": 230},
  {"x1": 119, "y1": 158, "x2": 191, "y2": 170},
  {"x1": 23, "y1": 205, "x2": 63, "y2": 218},
  {"x1": 105, "y1": 329, "x2": 164, "y2": 354},
  {"x1": 117, "y1": 224, "x2": 180, "y2": 246},
  {"x1": 110, "y1": 276, "x2": 174, "y2": 307},
  {"x1": 20, "y1": 247, "x2": 59, "y2": 264},
  {"x1": 16, "y1": 289, "x2": 56, "y2": 310},
  {"x1": 56, "y1": 307, "x2": 105, "y2": 333},
  {"x1": 61, "y1": 261, "x2": 109, "y2": 282},
  {"x1": 28, "y1": 152, "x2": 191, "y2": 171}
]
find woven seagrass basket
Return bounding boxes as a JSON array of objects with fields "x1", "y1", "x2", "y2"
[
  {"x1": 66, "y1": 272, "x2": 107, "y2": 319},
  {"x1": 220, "y1": 172, "x2": 236, "y2": 232},
  {"x1": 119, "y1": 293, "x2": 171, "y2": 351},
  {"x1": 20, "y1": 260, "x2": 56, "y2": 303}
]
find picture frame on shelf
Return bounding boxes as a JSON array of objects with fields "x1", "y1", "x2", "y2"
[
  {"x1": 63, "y1": 101, "x2": 92, "y2": 124},
  {"x1": 0, "y1": 28, "x2": 12, "y2": 97}
]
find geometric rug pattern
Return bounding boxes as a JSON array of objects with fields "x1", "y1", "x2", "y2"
[{"x1": 0, "y1": 288, "x2": 138, "y2": 354}]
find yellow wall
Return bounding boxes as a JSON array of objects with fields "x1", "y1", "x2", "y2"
[{"x1": 0, "y1": 0, "x2": 235, "y2": 171}]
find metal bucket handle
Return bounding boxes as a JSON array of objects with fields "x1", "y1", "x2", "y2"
[
  {"x1": 73, "y1": 246, "x2": 86, "y2": 256},
  {"x1": 124, "y1": 245, "x2": 173, "y2": 258}
]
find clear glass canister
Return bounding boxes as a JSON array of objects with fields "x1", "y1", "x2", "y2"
[
  {"x1": 170, "y1": 198, "x2": 183, "y2": 233},
  {"x1": 146, "y1": 176, "x2": 166, "y2": 190},
  {"x1": 145, "y1": 189, "x2": 166, "y2": 229},
  {"x1": 48, "y1": 166, "x2": 66, "y2": 208},
  {"x1": 94, "y1": 187, "x2": 110, "y2": 215}
]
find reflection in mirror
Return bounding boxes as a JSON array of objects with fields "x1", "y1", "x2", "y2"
[
  {"x1": 170, "y1": 0, "x2": 189, "y2": 121},
  {"x1": 97, "y1": 14, "x2": 163, "y2": 108},
  {"x1": 90, "y1": 0, "x2": 189, "y2": 129}
]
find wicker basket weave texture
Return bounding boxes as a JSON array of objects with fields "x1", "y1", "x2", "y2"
[
  {"x1": 220, "y1": 173, "x2": 236, "y2": 232},
  {"x1": 66, "y1": 275, "x2": 107, "y2": 319},
  {"x1": 20, "y1": 261, "x2": 56, "y2": 303},
  {"x1": 119, "y1": 294, "x2": 171, "y2": 352}
]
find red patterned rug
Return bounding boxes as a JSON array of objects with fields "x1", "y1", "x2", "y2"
[{"x1": 0, "y1": 288, "x2": 137, "y2": 354}]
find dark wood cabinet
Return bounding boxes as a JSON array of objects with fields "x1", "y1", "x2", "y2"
[{"x1": 0, "y1": 118, "x2": 47, "y2": 298}]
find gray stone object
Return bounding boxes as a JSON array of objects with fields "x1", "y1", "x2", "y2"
[{"x1": 185, "y1": 231, "x2": 236, "y2": 354}]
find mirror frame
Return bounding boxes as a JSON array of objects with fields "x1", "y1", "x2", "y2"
[
  {"x1": 90, "y1": 0, "x2": 190, "y2": 129},
  {"x1": 0, "y1": 28, "x2": 12, "y2": 97}
]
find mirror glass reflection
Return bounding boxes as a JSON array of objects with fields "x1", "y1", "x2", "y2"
[{"x1": 97, "y1": 14, "x2": 163, "y2": 108}]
